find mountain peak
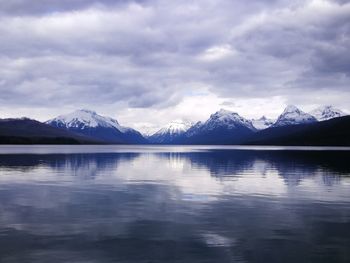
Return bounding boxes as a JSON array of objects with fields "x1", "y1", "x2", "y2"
[
  {"x1": 273, "y1": 105, "x2": 317, "y2": 127},
  {"x1": 152, "y1": 120, "x2": 193, "y2": 137},
  {"x1": 180, "y1": 110, "x2": 257, "y2": 144},
  {"x1": 206, "y1": 109, "x2": 255, "y2": 131},
  {"x1": 310, "y1": 105, "x2": 347, "y2": 121},
  {"x1": 283, "y1": 105, "x2": 300, "y2": 114},
  {"x1": 210, "y1": 109, "x2": 242, "y2": 121},
  {"x1": 46, "y1": 110, "x2": 146, "y2": 143},
  {"x1": 46, "y1": 109, "x2": 121, "y2": 129},
  {"x1": 148, "y1": 120, "x2": 193, "y2": 143},
  {"x1": 214, "y1": 108, "x2": 239, "y2": 116}
]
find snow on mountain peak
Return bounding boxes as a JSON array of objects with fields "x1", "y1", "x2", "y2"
[
  {"x1": 282, "y1": 105, "x2": 301, "y2": 114},
  {"x1": 211, "y1": 109, "x2": 240, "y2": 119},
  {"x1": 153, "y1": 120, "x2": 193, "y2": 136},
  {"x1": 309, "y1": 105, "x2": 347, "y2": 121},
  {"x1": 206, "y1": 109, "x2": 256, "y2": 131},
  {"x1": 46, "y1": 109, "x2": 130, "y2": 131},
  {"x1": 148, "y1": 120, "x2": 194, "y2": 143},
  {"x1": 273, "y1": 105, "x2": 317, "y2": 127}
]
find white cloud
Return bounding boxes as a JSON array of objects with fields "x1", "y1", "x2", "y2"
[{"x1": 198, "y1": 44, "x2": 236, "y2": 61}]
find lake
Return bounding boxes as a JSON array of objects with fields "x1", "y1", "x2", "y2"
[{"x1": 0, "y1": 145, "x2": 349, "y2": 262}]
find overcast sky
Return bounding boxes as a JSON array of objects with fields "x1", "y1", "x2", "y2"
[{"x1": 0, "y1": 0, "x2": 349, "y2": 132}]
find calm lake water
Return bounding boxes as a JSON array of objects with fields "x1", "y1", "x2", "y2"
[{"x1": 0, "y1": 145, "x2": 350, "y2": 263}]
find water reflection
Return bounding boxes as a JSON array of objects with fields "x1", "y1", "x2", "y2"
[
  {"x1": 0, "y1": 147, "x2": 349, "y2": 262},
  {"x1": 157, "y1": 150, "x2": 350, "y2": 185}
]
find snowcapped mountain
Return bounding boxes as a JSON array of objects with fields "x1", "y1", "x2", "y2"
[
  {"x1": 148, "y1": 120, "x2": 193, "y2": 143},
  {"x1": 251, "y1": 116, "x2": 275, "y2": 130},
  {"x1": 180, "y1": 109, "x2": 257, "y2": 144},
  {"x1": 46, "y1": 109, "x2": 126, "y2": 131},
  {"x1": 309, "y1": 105, "x2": 347, "y2": 121},
  {"x1": 272, "y1": 105, "x2": 317, "y2": 127},
  {"x1": 46, "y1": 109, "x2": 146, "y2": 144},
  {"x1": 201, "y1": 109, "x2": 256, "y2": 131}
]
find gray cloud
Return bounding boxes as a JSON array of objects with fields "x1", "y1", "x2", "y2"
[
  {"x1": 0, "y1": 0, "x2": 349, "y2": 123},
  {"x1": 0, "y1": 0, "x2": 148, "y2": 15}
]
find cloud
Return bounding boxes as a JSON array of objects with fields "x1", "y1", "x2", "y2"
[
  {"x1": 198, "y1": 45, "x2": 236, "y2": 61},
  {"x1": 0, "y1": 0, "x2": 149, "y2": 16},
  {"x1": 0, "y1": 0, "x2": 349, "y2": 128}
]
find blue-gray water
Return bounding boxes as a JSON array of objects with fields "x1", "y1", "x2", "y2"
[{"x1": 0, "y1": 145, "x2": 350, "y2": 263}]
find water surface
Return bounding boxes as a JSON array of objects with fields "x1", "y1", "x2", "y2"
[{"x1": 0, "y1": 145, "x2": 349, "y2": 262}]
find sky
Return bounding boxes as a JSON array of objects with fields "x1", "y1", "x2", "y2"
[{"x1": 0, "y1": 0, "x2": 349, "y2": 133}]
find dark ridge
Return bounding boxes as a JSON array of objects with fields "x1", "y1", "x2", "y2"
[
  {"x1": 244, "y1": 116, "x2": 350, "y2": 146},
  {"x1": 0, "y1": 136, "x2": 82, "y2": 145}
]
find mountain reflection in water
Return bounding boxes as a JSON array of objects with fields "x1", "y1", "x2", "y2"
[{"x1": 0, "y1": 146, "x2": 349, "y2": 263}]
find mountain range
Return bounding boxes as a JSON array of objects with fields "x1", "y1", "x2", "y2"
[
  {"x1": 146, "y1": 105, "x2": 347, "y2": 144},
  {"x1": 0, "y1": 105, "x2": 348, "y2": 145}
]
